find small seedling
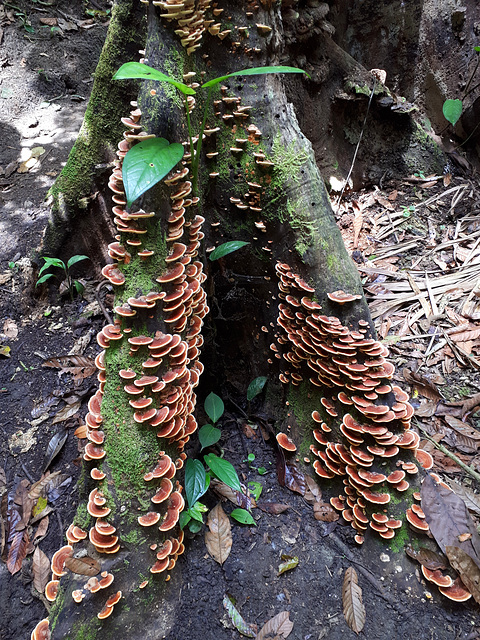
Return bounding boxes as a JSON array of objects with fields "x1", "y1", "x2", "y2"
[
  {"x1": 198, "y1": 391, "x2": 224, "y2": 449},
  {"x1": 8, "y1": 261, "x2": 18, "y2": 272},
  {"x1": 36, "y1": 255, "x2": 89, "y2": 301},
  {"x1": 402, "y1": 204, "x2": 415, "y2": 218}
]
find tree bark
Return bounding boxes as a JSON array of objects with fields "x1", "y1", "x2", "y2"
[{"x1": 34, "y1": 3, "x2": 453, "y2": 639}]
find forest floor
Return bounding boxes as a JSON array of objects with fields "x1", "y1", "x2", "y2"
[{"x1": 1, "y1": 2, "x2": 480, "y2": 640}]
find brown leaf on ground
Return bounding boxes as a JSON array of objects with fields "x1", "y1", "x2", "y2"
[
  {"x1": 444, "y1": 480, "x2": 480, "y2": 515},
  {"x1": 3, "y1": 318, "x2": 18, "y2": 339},
  {"x1": 33, "y1": 515, "x2": 49, "y2": 542},
  {"x1": 28, "y1": 471, "x2": 61, "y2": 500},
  {"x1": 256, "y1": 611, "x2": 294, "y2": 640},
  {"x1": 403, "y1": 368, "x2": 443, "y2": 401},
  {"x1": 210, "y1": 479, "x2": 256, "y2": 510},
  {"x1": 51, "y1": 401, "x2": 82, "y2": 426},
  {"x1": 352, "y1": 208, "x2": 363, "y2": 249},
  {"x1": 313, "y1": 502, "x2": 339, "y2": 523},
  {"x1": 283, "y1": 461, "x2": 306, "y2": 496},
  {"x1": 342, "y1": 566, "x2": 366, "y2": 634},
  {"x1": 414, "y1": 399, "x2": 438, "y2": 418},
  {"x1": 421, "y1": 474, "x2": 480, "y2": 565},
  {"x1": 43, "y1": 355, "x2": 96, "y2": 380},
  {"x1": 256, "y1": 502, "x2": 289, "y2": 515},
  {"x1": 7, "y1": 530, "x2": 28, "y2": 574},
  {"x1": 242, "y1": 423, "x2": 258, "y2": 439},
  {"x1": 304, "y1": 474, "x2": 322, "y2": 505},
  {"x1": 405, "y1": 544, "x2": 448, "y2": 570},
  {"x1": 205, "y1": 503, "x2": 232, "y2": 565},
  {"x1": 64, "y1": 555, "x2": 100, "y2": 576},
  {"x1": 33, "y1": 546, "x2": 50, "y2": 593},
  {"x1": 445, "y1": 545, "x2": 480, "y2": 605},
  {"x1": 443, "y1": 416, "x2": 480, "y2": 441}
]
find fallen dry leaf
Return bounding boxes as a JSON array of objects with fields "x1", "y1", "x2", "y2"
[
  {"x1": 64, "y1": 555, "x2": 100, "y2": 577},
  {"x1": 33, "y1": 546, "x2": 50, "y2": 593},
  {"x1": 421, "y1": 474, "x2": 480, "y2": 566},
  {"x1": 405, "y1": 544, "x2": 447, "y2": 571},
  {"x1": 256, "y1": 502, "x2": 289, "y2": 515},
  {"x1": 7, "y1": 530, "x2": 29, "y2": 575},
  {"x1": 445, "y1": 545, "x2": 480, "y2": 605},
  {"x1": 278, "y1": 555, "x2": 299, "y2": 576},
  {"x1": 256, "y1": 611, "x2": 294, "y2": 640},
  {"x1": 205, "y1": 503, "x2": 232, "y2": 565},
  {"x1": 222, "y1": 594, "x2": 256, "y2": 638},
  {"x1": 313, "y1": 502, "x2": 339, "y2": 523},
  {"x1": 3, "y1": 318, "x2": 18, "y2": 339},
  {"x1": 342, "y1": 566, "x2": 366, "y2": 634}
]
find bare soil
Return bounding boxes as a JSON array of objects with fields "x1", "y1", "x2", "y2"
[{"x1": 0, "y1": 3, "x2": 479, "y2": 640}]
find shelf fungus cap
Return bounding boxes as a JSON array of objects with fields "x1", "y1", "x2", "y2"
[
  {"x1": 51, "y1": 545, "x2": 73, "y2": 577},
  {"x1": 72, "y1": 589, "x2": 85, "y2": 603},
  {"x1": 421, "y1": 566, "x2": 453, "y2": 588},
  {"x1": 97, "y1": 604, "x2": 114, "y2": 620},
  {"x1": 438, "y1": 577, "x2": 472, "y2": 602},
  {"x1": 106, "y1": 591, "x2": 122, "y2": 607},
  {"x1": 32, "y1": 618, "x2": 50, "y2": 640},
  {"x1": 45, "y1": 580, "x2": 60, "y2": 602},
  {"x1": 138, "y1": 512, "x2": 161, "y2": 527},
  {"x1": 327, "y1": 290, "x2": 362, "y2": 304},
  {"x1": 276, "y1": 432, "x2": 297, "y2": 452},
  {"x1": 406, "y1": 508, "x2": 429, "y2": 531}
]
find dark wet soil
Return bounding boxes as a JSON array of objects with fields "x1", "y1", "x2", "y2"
[{"x1": 0, "y1": 3, "x2": 479, "y2": 640}]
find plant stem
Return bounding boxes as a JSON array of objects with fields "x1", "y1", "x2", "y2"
[
  {"x1": 192, "y1": 86, "x2": 214, "y2": 196},
  {"x1": 184, "y1": 94, "x2": 195, "y2": 178}
]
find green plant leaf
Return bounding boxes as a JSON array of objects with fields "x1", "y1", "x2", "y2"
[
  {"x1": 204, "y1": 454, "x2": 242, "y2": 492},
  {"x1": 247, "y1": 376, "x2": 267, "y2": 401},
  {"x1": 36, "y1": 273, "x2": 56, "y2": 286},
  {"x1": 113, "y1": 61, "x2": 196, "y2": 95},
  {"x1": 179, "y1": 511, "x2": 191, "y2": 529},
  {"x1": 202, "y1": 65, "x2": 308, "y2": 89},
  {"x1": 188, "y1": 502, "x2": 208, "y2": 522},
  {"x1": 230, "y1": 508, "x2": 256, "y2": 526},
  {"x1": 257, "y1": 467, "x2": 267, "y2": 475},
  {"x1": 122, "y1": 138, "x2": 184, "y2": 207},
  {"x1": 209, "y1": 241, "x2": 249, "y2": 262},
  {"x1": 443, "y1": 99, "x2": 463, "y2": 125},
  {"x1": 74, "y1": 280, "x2": 84, "y2": 296},
  {"x1": 184, "y1": 459, "x2": 208, "y2": 508},
  {"x1": 38, "y1": 257, "x2": 64, "y2": 276},
  {"x1": 188, "y1": 520, "x2": 203, "y2": 533},
  {"x1": 474, "y1": 46, "x2": 480, "y2": 53},
  {"x1": 248, "y1": 481, "x2": 263, "y2": 501},
  {"x1": 204, "y1": 392, "x2": 224, "y2": 423},
  {"x1": 199, "y1": 424, "x2": 221, "y2": 450},
  {"x1": 67, "y1": 255, "x2": 89, "y2": 269}
]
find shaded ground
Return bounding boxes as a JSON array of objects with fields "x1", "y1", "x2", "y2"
[{"x1": 1, "y1": 3, "x2": 480, "y2": 640}]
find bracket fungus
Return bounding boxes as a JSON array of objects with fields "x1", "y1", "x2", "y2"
[
  {"x1": 273, "y1": 262, "x2": 432, "y2": 545},
  {"x1": 32, "y1": 81, "x2": 208, "y2": 637}
]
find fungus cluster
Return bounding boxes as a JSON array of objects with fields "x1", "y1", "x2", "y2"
[
  {"x1": 145, "y1": 0, "x2": 214, "y2": 55},
  {"x1": 33, "y1": 83, "x2": 208, "y2": 639},
  {"x1": 273, "y1": 262, "x2": 434, "y2": 546}
]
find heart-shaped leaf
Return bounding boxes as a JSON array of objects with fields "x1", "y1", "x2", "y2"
[
  {"x1": 204, "y1": 392, "x2": 224, "y2": 423},
  {"x1": 113, "y1": 62, "x2": 195, "y2": 95},
  {"x1": 122, "y1": 138, "x2": 184, "y2": 207},
  {"x1": 198, "y1": 424, "x2": 221, "y2": 450},
  {"x1": 247, "y1": 376, "x2": 267, "y2": 401},
  {"x1": 443, "y1": 99, "x2": 462, "y2": 125}
]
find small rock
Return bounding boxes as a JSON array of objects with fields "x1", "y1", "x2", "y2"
[{"x1": 380, "y1": 552, "x2": 390, "y2": 563}]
